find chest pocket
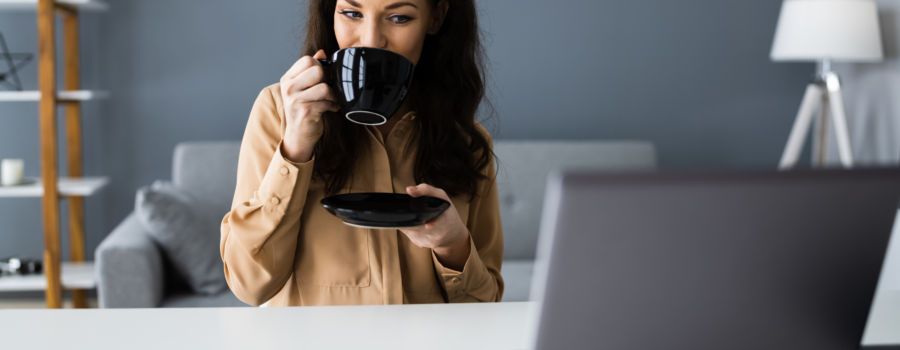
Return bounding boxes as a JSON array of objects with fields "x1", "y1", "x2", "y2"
[{"x1": 294, "y1": 193, "x2": 370, "y2": 287}]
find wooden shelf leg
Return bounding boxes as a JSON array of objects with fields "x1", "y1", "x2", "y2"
[
  {"x1": 70, "y1": 197, "x2": 87, "y2": 308},
  {"x1": 63, "y1": 6, "x2": 88, "y2": 309},
  {"x1": 38, "y1": 0, "x2": 62, "y2": 309}
]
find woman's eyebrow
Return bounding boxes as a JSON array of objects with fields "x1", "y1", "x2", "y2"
[
  {"x1": 385, "y1": 2, "x2": 418, "y2": 10},
  {"x1": 343, "y1": 0, "x2": 362, "y2": 7}
]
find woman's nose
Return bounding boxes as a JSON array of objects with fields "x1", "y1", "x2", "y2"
[{"x1": 359, "y1": 20, "x2": 387, "y2": 48}]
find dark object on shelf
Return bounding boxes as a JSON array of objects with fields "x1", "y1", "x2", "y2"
[
  {"x1": 0, "y1": 32, "x2": 34, "y2": 91},
  {"x1": 0, "y1": 257, "x2": 42, "y2": 275},
  {"x1": 321, "y1": 193, "x2": 450, "y2": 229}
]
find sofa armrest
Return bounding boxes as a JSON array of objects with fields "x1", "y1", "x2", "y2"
[{"x1": 95, "y1": 212, "x2": 164, "y2": 308}]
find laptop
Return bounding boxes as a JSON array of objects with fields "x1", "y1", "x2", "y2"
[{"x1": 530, "y1": 169, "x2": 900, "y2": 350}]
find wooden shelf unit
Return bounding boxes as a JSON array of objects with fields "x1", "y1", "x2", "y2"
[{"x1": 0, "y1": 0, "x2": 109, "y2": 309}]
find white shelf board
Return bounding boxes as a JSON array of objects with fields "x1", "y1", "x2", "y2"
[
  {"x1": 0, "y1": 90, "x2": 110, "y2": 102},
  {"x1": 59, "y1": 90, "x2": 110, "y2": 101},
  {"x1": 0, "y1": 177, "x2": 108, "y2": 197},
  {"x1": 0, "y1": 0, "x2": 108, "y2": 11},
  {"x1": 0, "y1": 261, "x2": 95, "y2": 292}
]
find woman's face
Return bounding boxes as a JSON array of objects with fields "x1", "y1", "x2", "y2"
[{"x1": 333, "y1": 0, "x2": 446, "y2": 65}]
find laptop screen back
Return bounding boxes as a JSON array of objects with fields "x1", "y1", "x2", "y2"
[{"x1": 532, "y1": 169, "x2": 900, "y2": 350}]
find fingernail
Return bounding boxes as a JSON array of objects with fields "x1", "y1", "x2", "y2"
[{"x1": 407, "y1": 186, "x2": 416, "y2": 191}]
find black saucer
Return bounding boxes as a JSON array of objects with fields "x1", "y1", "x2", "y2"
[{"x1": 321, "y1": 193, "x2": 450, "y2": 229}]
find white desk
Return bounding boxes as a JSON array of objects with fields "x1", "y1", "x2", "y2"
[
  {"x1": 0, "y1": 293, "x2": 897, "y2": 350},
  {"x1": 0, "y1": 302, "x2": 536, "y2": 350}
]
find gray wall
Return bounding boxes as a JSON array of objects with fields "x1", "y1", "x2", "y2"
[{"x1": 0, "y1": 1, "x2": 810, "y2": 267}]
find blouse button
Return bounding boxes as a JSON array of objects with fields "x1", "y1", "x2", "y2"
[
  {"x1": 451, "y1": 277, "x2": 460, "y2": 283},
  {"x1": 271, "y1": 197, "x2": 280, "y2": 205},
  {"x1": 280, "y1": 167, "x2": 289, "y2": 175}
]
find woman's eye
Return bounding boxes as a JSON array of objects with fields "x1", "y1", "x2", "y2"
[
  {"x1": 389, "y1": 15, "x2": 412, "y2": 24},
  {"x1": 340, "y1": 10, "x2": 363, "y2": 19}
]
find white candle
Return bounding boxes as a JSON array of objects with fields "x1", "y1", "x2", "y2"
[{"x1": 1, "y1": 159, "x2": 24, "y2": 186}]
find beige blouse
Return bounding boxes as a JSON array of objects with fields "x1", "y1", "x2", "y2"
[{"x1": 220, "y1": 83, "x2": 504, "y2": 306}]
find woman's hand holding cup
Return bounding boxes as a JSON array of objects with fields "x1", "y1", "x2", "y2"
[{"x1": 280, "y1": 50, "x2": 340, "y2": 163}]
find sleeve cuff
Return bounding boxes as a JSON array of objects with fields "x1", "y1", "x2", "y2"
[
  {"x1": 255, "y1": 141, "x2": 315, "y2": 215},
  {"x1": 280, "y1": 145, "x2": 313, "y2": 168},
  {"x1": 432, "y1": 236, "x2": 487, "y2": 302}
]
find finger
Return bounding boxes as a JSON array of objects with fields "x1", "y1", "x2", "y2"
[
  {"x1": 282, "y1": 55, "x2": 319, "y2": 81},
  {"x1": 407, "y1": 183, "x2": 450, "y2": 201},
  {"x1": 313, "y1": 49, "x2": 327, "y2": 60},
  {"x1": 288, "y1": 65, "x2": 327, "y2": 92},
  {"x1": 300, "y1": 100, "x2": 339, "y2": 117},
  {"x1": 399, "y1": 221, "x2": 429, "y2": 233},
  {"x1": 422, "y1": 207, "x2": 452, "y2": 230},
  {"x1": 306, "y1": 81, "x2": 338, "y2": 103},
  {"x1": 297, "y1": 83, "x2": 338, "y2": 104},
  {"x1": 397, "y1": 229, "x2": 428, "y2": 247}
]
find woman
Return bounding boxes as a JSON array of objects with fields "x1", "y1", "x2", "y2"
[{"x1": 220, "y1": 0, "x2": 503, "y2": 306}]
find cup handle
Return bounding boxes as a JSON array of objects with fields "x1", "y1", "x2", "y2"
[{"x1": 317, "y1": 59, "x2": 335, "y2": 89}]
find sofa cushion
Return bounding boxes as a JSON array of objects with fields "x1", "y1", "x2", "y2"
[
  {"x1": 493, "y1": 141, "x2": 657, "y2": 260},
  {"x1": 135, "y1": 180, "x2": 227, "y2": 295},
  {"x1": 172, "y1": 141, "x2": 242, "y2": 218}
]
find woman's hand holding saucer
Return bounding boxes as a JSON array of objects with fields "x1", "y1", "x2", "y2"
[
  {"x1": 280, "y1": 50, "x2": 340, "y2": 163},
  {"x1": 400, "y1": 184, "x2": 471, "y2": 271}
]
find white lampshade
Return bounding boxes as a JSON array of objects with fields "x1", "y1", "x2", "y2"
[{"x1": 771, "y1": 0, "x2": 883, "y2": 62}]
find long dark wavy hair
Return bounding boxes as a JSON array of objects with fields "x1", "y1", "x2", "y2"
[{"x1": 302, "y1": 0, "x2": 493, "y2": 200}]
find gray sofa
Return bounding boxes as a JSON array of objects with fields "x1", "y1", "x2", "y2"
[
  {"x1": 494, "y1": 141, "x2": 657, "y2": 301},
  {"x1": 96, "y1": 140, "x2": 656, "y2": 308},
  {"x1": 96, "y1": 142, "x2": 246, "y2": 308}
]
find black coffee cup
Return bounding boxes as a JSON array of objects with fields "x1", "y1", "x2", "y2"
[{"x1": 318, "y1": 47, "x2": 415, "y2": 125}]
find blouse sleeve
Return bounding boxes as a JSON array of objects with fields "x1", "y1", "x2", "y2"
[
  {"x1": 220, "y1": 84, "x2": 315, "y2": 306},
  {"x1": 431, "y1": 127, "x2": 505, "y2": 302}
]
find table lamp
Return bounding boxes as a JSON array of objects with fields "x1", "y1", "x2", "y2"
[{"x1": 772, "y1": 0, "x2": 883, "y2": 169}]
